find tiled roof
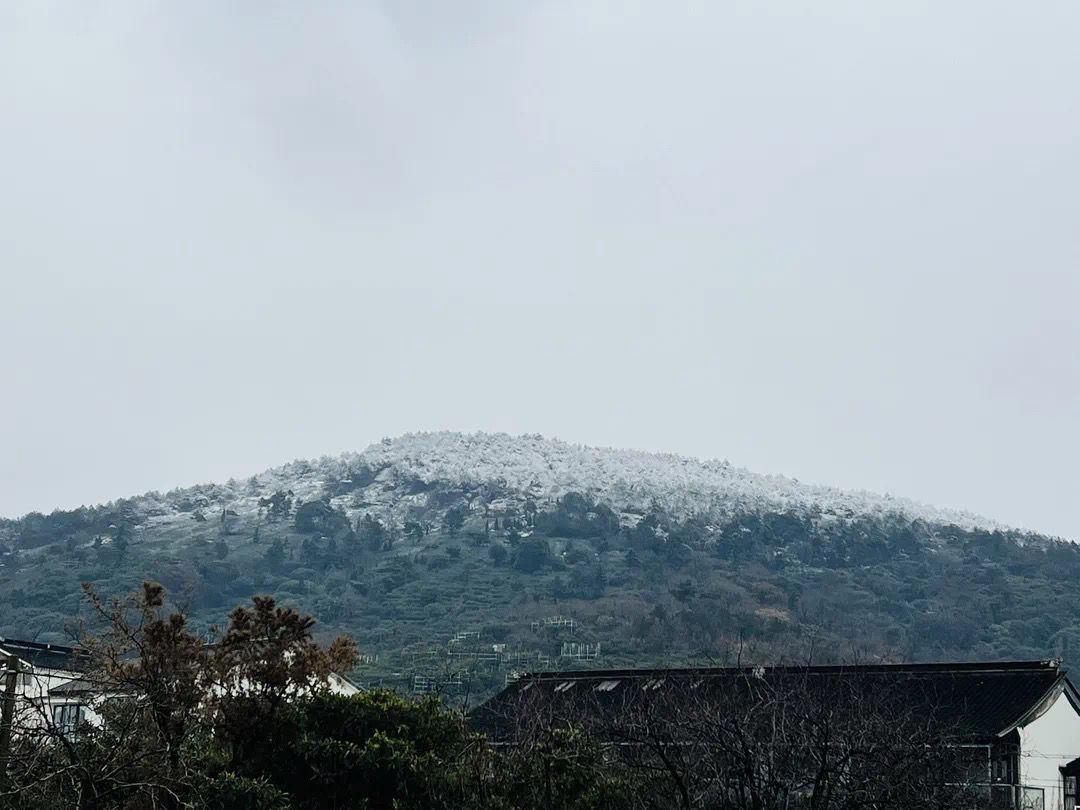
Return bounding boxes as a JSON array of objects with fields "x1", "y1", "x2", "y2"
[
  {"x1": 49, "y1": 676, "x2": 126, "y2": 695},
  {"x1": 471, "y1": 660, "x2": 1071, "y2": 742},
  {"x1": 0, "y1": 637, "x2": 93, "y2": 674}
]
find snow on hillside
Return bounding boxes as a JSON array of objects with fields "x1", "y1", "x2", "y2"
[
  {"x1": 124, "y1": 432, "x2": 1000, "y2": 533},
  {"x1": 323, "y1": 432, "x2": 999, "y2": 530}
]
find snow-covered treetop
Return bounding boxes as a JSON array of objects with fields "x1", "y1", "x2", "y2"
[
  {"x1": 111, "y1": 431, "x2": 1005, "y2": 533},
  {"x1": 309, "y1": 431, "x2": 998, "y2": 530}
]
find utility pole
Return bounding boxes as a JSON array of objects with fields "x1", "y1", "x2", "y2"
[{"x1": 0, "y1": 653, "x2": 20, "y2": 794}]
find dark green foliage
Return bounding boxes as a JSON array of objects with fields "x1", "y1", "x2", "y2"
[
  {"x1": 672, "y1": 579, "x2": 696, "y2": 603},
  {"x1": 5, "y1": 480, "x2": 1080, "y2": 706},
  {"x1": 258, "y1": 490, "x2": 293, "y2": 522},
  {"x1": 488, "y1": 543, "x2": 508, "y2": 566},
  {"x1": 443, "y1": 506, "x2": 466, "y2": 536},
  {"x1": 534, "y1": 493, "x2": 619, "y2": 539},
  {"x1": 563, "y1": 542, "x2": 591, "y2": 566},
  {"x1": 325, "y1": 463, "x2": 378, "y2": 496},
  {"x1": 513, "y1": 538, "x2": 551, "y2": 573},
  {"x1": 195, "y1": 773, "x2": 291, "y2": 810},
  {"x1": 569, "y1": 562, "x2": 606, "y2": 599},
  {"x1": 294, "y1": 501, "x2": 351, "y2": 538},
  {"x1": 233, "y1": 691, "x2": 471, "y2": 810},
  {"x1": 358, "y1": 513, "x2": 389, "y2": 551},
  {"x1": 264, "y1": 538, "x2": 286, "y2": 572},
  {"x1": 16, "y1": 508, "x2": 97, "y2": 549},
  {"x1": 377, "y1": 556, "x2": 415, "y2": 593}
]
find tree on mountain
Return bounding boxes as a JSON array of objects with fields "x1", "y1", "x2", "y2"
[
  {"x1": 219, "y1": 507, "x2": 239, "y2": 537},
  {"x1": 294, "y1": 500, "x2": 352, "y2": 541},
  {"x1": 264, "y1": 538, "x2": 286, "y2": 572},
  {"x1": 570, "y1": 562, "x2": 606, "y2": 599},
  {"x1": 300, "y1": 537, "x2": 319, "y2": 565},
  {"x1": 671, "y1": 579, "x2": 696, "y2": 604},
  {"x1": 488, "y1": 543, "x2": 508, "y2": 566},
  {"x1": 358, "y1": 513, "x2": 389, "y2": 552},
  {"x1": 443, "y1": 506, "x2": 466, "y2": 537},
  {"x1": 561, "y1": 491, "x2": 591, "y2": 517},
  {"x1": 523, "y1": 499, "x2": 538, "y2": 527},
  {"x1": 258, "y1": 490, "x2": 293, "y2": 522},
  {"x1": 513, "y1": 538, "x2": 551, "y2": 574},
  {"x1": 405, "y1": 520, "x2": 424, "y2": 544}
]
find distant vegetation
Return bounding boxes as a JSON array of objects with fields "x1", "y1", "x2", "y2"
[{"x1": 2, "y1": 433, "x2": 1080, "y2": 703}]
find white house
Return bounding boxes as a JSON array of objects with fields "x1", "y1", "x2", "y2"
[
  {"x1": 0, "y1": 637, "x2": 94, "y2": 732},
  {"x1": 2, "y1": 635, "x2": 361, "y2": 737}
]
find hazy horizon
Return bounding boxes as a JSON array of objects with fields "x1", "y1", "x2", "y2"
[{"x1": 3, "y1": 2, "x2": 1078, "y2": 539}]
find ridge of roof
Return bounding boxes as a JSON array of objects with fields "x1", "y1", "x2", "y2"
[
  {"x1": 0, "y1": 637, "x2": 80, "y2": 656},
  {"x1": 0, "y1": 636, "x2": 93, "y2": 673},
  {"x1": 517, "y1": 660, "x2": 1064, "y2": 681}
]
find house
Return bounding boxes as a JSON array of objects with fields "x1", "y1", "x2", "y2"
[
  {"x1": 201, "y1": 640, "x2": 363, "y2": 699},
  {"x1": 1, "y1": 635, "x2": 361, "y2": 737},
  {"x1": 471, "y1": 660, "x2": 1080, "y2": 810},
  {"x1": 0, "y1": 637, "x2": 93, "y2": 731}
]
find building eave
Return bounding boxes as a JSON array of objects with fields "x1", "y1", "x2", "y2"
[{"x1": 995, "y1": 673, "x2": 1073, "y2": 737}]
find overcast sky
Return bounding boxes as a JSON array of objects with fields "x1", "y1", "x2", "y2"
[{"x1": 2, "y1": 1, "x2": 1078, "y2": 538}]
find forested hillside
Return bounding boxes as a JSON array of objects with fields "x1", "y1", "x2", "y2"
[{"x1": 3, "y1": 432, "x2": 1078, "y2": 702}]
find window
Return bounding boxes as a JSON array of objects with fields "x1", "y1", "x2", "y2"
[
  {"x1": 991, "y1": 744, "x2": 1018, "y2": 785},
  {"x1": 1065, "y1": 775, "x2": 1076, "y2": 810},
  {"x1": 52, "y1": 703, "x2": 85, "y2": 735}
]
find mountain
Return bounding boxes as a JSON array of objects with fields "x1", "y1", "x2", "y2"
[
  {"x1": 311, "y1": 431, "x2": 1003, "y2": 530},
  {"x1": 3, "y1": 431, "x2": 1079, "y2": 702}
]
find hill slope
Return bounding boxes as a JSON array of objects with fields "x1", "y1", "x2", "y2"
[
  {"x1": 96, "y1": 431, "x2": 1004, "y2": 533},
  {"x1": 2, "y1": 432, "x2": 1077, "y2": 702}
]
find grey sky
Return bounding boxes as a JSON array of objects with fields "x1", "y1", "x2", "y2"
[{"x1": 2, "y1": 1, "x2": 1078, "y2": 538}]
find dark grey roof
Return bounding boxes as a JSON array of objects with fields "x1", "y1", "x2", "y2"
[
  {"x1": 471, "y1": 660, "x2": 1073, "y2": 742},
  {"x1": 49, "y1": 676, "x2": 126, "y2": 696},
  {"x1": 0, "y1": 637, "x2": 92, "y2": 673}
]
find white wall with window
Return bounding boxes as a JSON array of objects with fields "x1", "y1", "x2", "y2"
[{"x1": 1018, "y1": 690, "x2": 1080, "y2": 810}]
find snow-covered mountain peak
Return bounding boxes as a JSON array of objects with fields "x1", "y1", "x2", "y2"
[
  {"x1": 302, "y1": 431, "x2": 999, "y2": 531},
  {"x1": 103, "y1": 431, "x2": 1007, "y2": 535}
]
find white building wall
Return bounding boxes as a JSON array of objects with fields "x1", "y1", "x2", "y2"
[
  {"x1": 328, "y1": 672, "x2": 361, "y2": 696},
  {"x1": 9, "y1": 667, "x2": 84, "y2": 729},
  {"x1": 1019, "y1": 691, "x2": 1080, "y2": 810}
]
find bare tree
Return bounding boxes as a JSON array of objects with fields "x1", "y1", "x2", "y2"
[
  {"x1": 0, "y1": 582, "x2": 213, "y2": 809},
  {"x1": 488, "y1": 669, "x2": 984, "y2": 810},
  {"x1": 0, "y1": 659, "x2": 188, "y2": 809}
]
